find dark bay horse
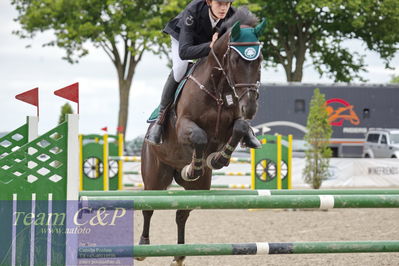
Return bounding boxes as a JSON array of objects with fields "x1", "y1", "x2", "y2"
[{"x1": 139, "y1": 8, "x2": 266, "y2": 266}]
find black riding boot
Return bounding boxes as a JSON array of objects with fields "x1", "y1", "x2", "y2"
[
  {"x1": 146, "y1": 72, "x2": 179, "y2": 145},
  {"x1": 241, "y1": 125, "x2": 262, "y2": 149}
]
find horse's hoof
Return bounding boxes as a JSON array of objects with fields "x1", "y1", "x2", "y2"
[
  {"x1": 170, "y1": 259, "x2": 186, "y2": 266},
  {"x1": 135, "y1": 236, "x2": 150, "y2": 261},
  {"x1": 139, "y1": 236, "x2": 150, "y2": 245},
  {"x1": 206, "y1": 152, "x2": 229, "y2": 170},
  {"x1": 181, "y1": 165, "x2": 200, "y2": 182},
  {"x1": 206, "y1": 152, "x2": 218, "y2": 169},
  {"x1": 216, "y1": 156, "x2": 230, "y2": 168}
]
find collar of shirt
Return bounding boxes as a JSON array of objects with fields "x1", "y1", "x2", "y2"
[{"x1": 208, "y1": 9, "x2": 220, "y2": 28}]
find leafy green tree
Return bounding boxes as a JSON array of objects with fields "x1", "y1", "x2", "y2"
[
  {"x1": 390, "y1": 75, "x2": 399, "y2": 83},
  {"x1": 244, "y1": 0, "x2": 399, "y2": 82},
  {"x1": 11, "y1": 0, "x2": 182, "y2": 139},
  {"x1": 303, "y1": 88, "x2": 332, "y2": 189},
  {"x1": 58, "y1": 103, "x2": 74, "y2": 124}
]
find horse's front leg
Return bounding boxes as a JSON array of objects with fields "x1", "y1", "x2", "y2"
[
  {"x1": 207, "y1": 119, "x2": 249, "y2": 170},
  {"x1": 135, "y1": 210, "x2": 153, "y2": 261},
  {"x1": 171, "y1": 209, "x2": 192, "y2": 266},
  {"x1": 177, "y1": 118, "x2": 208, "y2": 181}
]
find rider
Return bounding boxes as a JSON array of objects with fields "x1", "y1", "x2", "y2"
[{"x1": 146, "y1": 0, "x2": 261, "y2": 149}]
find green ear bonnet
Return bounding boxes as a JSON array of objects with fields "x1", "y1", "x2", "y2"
[{"x1": 230, "y1": 19, "x2": 266, "y2": 61}]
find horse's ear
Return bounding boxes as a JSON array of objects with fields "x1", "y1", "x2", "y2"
[
  {"x1": 254, "y1": 18, "x2": 267, "y2": 37},
  {"x1": 231, "y1": 21, "x2": 241, "y2": 40}
]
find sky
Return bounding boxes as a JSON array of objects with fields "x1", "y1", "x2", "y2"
[{"x1": 1, "y1": 1, "x2": 398, "y2": 140}]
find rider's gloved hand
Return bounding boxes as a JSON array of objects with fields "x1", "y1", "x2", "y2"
[{"x1": 210, "y1": 32, "x2": 219, "y2": 48}]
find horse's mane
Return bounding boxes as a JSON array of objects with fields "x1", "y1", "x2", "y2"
[{"x1": 220, "y1": 7, "x2": 259, "y2": 35}]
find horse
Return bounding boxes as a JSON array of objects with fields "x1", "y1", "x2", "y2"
[{"x1": 138, "y1": 8, "x2": 266, "y2": 266}]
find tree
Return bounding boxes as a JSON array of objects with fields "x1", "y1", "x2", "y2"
[
  {"x1": 303, "y1": 88, "x2": 332, "y2": 189},
  {"x1": 58, "y1": 103, "x2": 74, "y2": 124},
  {"x1": 11, "y1": 0, "x2": 186, "y2": 139},
  {"x1": 125, "y1": 135, "x2": 144, "y2": 155},
  {"x1": 245, "y1": 0, "x2": 399, "y2": 82},
  {"x1": 390, "y1": 75, "x2": 399, "y2": 83}
]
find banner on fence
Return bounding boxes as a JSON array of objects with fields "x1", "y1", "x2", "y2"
[{"x1": 292, "y1": 158, "x2": 399, "y2": 188}]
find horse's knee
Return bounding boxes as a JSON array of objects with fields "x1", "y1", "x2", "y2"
[
  {"x1": 233, "y1": 119, "x2": 249, "y2": 136},
  {"x1": 189, "y1": 128, "x2": 207, "y2": 147}
]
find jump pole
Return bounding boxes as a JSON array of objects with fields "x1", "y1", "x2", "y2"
[
  {"x1": 27, "y1": 116, "x2": 39, "y2": 141},
  {"x1": 277, "y1": 134, "x2": 282, "y2": 189},
  {"x1": 78, "y1": 241, "x2": 399, "y2": 258},
  {"x1": 80, "y1": 194, "x2": 399, "y2": 210},
  {"x1": 117, "y1": 133, "x2": 124, "y2": 190},
  {"x1": 100, "y1": 132, "x2": 123, "y2": 190},
  {"x1": 78, "y1": 135, "x2": 84, "y2": 191},
  {"x1": 103, "y1": 134, "x2": 109, "y2": 191},
  {"x1": 288, "y1": 134, "x2": 292, "y2": 189},
  {"x1": 79, "y1": 189, "x2": 399, "y2": 197}
]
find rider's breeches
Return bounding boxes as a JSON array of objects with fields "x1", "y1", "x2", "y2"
[{"x1": 171, "y1": 37, "x2": 189, "y2": 82}]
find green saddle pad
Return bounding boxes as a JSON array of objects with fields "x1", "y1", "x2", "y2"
[
  {"x1": 147, "y1": 64, "x2": 196, "y2": 123},
  {"x1": 147, "y1": 105, "x2": 160, "y2": 122}
]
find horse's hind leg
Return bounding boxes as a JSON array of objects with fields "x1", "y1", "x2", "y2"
[{"x1": 207, "y1": 118, "x2": 249, "y2": 169}]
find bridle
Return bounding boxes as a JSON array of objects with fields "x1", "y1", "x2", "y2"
[
  {"x1": 210, "y1": 39, "x2": 261, "y2": 100},
  {"x1": 188, "y1": 30, "x2": 261, "y2": 136}
]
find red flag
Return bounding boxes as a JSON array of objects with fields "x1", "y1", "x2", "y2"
[
  {"x1": 101, "y1": 127, "x2": 108, "y2": 132},
  {"x1": 54, "y1": 82, "x2": 79, "y2": 113},
  {"x1": 54, "y1": 82, "x2": 79, "y2": 102},
  {"x1": 117, "y1": 126, "x2": 124, "y2": 133},
  {"x1": 15, "y1": 87, "x2": 38, "y2": 107},
  {"x1": 15, "y1": 88, "x2": 39, "y2": 116}
]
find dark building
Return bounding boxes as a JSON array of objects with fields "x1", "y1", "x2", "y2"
[{"x1": 252, "y1": 83, "x2": 399, "y2": 157}]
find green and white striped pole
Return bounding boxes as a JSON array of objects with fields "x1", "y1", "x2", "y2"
[
  {"x1": 79, "y1": 189, "x2": 399, "y2": 197},
  {"x1": 80, "y1": 194, "x2": 399, "y2": 210},
  {"x1": 78, "y1": 241, "x2": 399, "y2": 258}
]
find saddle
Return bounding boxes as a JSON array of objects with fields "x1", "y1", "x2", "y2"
[{"x1": 147, "y1": 62, "x2": 197, "y2": 123}]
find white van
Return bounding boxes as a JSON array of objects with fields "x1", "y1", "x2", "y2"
[{"x1": 362, "y1": 129, "x2": 399, "y2": 158}]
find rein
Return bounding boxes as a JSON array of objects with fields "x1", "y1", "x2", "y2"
[
  {"x1": 189, "y1": 75, "x2": 224, "y2": 137},
  {"x1": 188, "y1": 35, "x2": 261, "y2": 137}
]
